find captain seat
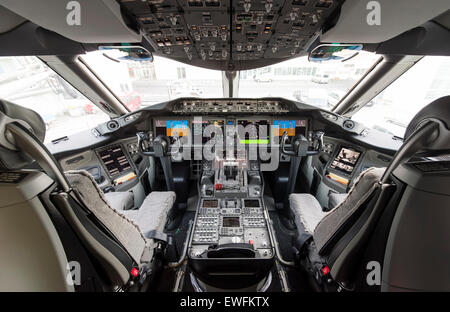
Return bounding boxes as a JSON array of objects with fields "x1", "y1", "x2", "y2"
[
  {"x1": 289, "y1": 96, "x2": 450, "y2": 290},
  {"x1": 65, "y1": 169, "x2": 175, "y2": 239},
  {"x1": 0, "y1": 99, "x2": 175, "y2": 290}
]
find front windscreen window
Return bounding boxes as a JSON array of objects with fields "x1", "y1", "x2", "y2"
[
  {"x1": 82, "y1": 50, "x2": 380, "y2": 111},
  {"x1": 238, "y1": 51, "x2": 380, "y2": 109},
  {"x1": 352, "y1": 56, "x2": 450, "y2": 138},
  {"x1": 81, "y1": 52, "x2": 223, "y2": 109}
]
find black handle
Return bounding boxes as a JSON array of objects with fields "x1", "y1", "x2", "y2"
[
  {"x1": 204, "y1": 243, "x2": 257, "y2": 259},
  {"x1": 137, "y1": 132, "x2": 154, "y2": 156},
  {"x1": 137, "y1": 133, "x2": 173, "y2": 157}
]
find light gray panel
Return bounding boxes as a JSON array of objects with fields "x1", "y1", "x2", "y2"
[
  {"x1": 0, "y1": 0, "x2": 141, "y2": 43},
  {"x1": 0, "y1": 171, "x2": 72, "y2": 291},
  {"x1": 0, "y1": 170, "x2": 53, "y2": 206},
  {"x1": 321, "y1": 0, "x2": 450, "y2": 43},
  {"x1": 60, "y1": 149, "x2": 97, "y2": 171},
  {"x1": 0, "y1": 5, "x2": 25, "y2": 33}
]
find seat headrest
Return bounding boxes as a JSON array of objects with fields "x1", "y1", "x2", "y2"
[
  {"x1": 0, "y1": 99, "x2": 46, "y2": 170},
  {"x1": 0, "y1": 100, "x2": 46, "y2": 142},
  {"x1": 404, "y1": 95, "x2": 450, "y2": 141}
]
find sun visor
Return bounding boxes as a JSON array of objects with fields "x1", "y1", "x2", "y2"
[
  {"x1": 321, "y1": 0, "x2": 450, "y2": 44},
  {"x1": 0, "y1": 0, "x2": 141, "y2": 43}
]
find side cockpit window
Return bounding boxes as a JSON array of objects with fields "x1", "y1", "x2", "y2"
[
  {"x1": 353, "y1": 56, "x2": 450, "y2": 138},
  {"x1": 0, "y1": 56, "x2": 109, "y2": 143}
]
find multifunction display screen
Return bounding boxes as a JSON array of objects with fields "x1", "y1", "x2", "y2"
[
  {"x1": 222, "y1": 217, "x2": 240, "y2": 227},
  {"x1": 98, "y1": 145, "x2": 132, "y2": 177},
  {"x1": 192, "y1": 119, "x2": 224, "y2": 144},
  {"x1": 237, "y1": 120, "x2": 270, "y2": 144},
  {"x1": 330, "y1": 147, "x2": 362, "y2": 174}
]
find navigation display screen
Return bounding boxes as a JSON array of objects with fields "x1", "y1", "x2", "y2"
[
  {"x1": 273, "y1": 120, "x2": 307, "y2": 137},
  {"x1": 222, "y1": 217, "x2": 240, "y2": 227},
  {"x1": 98, "y1": 145, "x2": 132, "y2": 177},
  {"x1": 192, "y1": 119, "x2": 224, "y2": 144},
  {"x1": 330, "y1": 147, "x2": 361, "y2": 174}
]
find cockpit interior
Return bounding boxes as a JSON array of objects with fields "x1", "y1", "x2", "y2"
[{"x1": 0, "y1": 0, "x2": 449, "y2": 294}]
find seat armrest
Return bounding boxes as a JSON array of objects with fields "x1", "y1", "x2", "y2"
[{"x1": 328, "y1": 193, "x2": 347, "y2": 210}]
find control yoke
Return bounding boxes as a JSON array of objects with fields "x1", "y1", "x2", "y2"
[
  {"x1": 280, "y1": 131, "x2": 324, "y2": 157},
  {"x1": 280, "y1": 131, "x2": 324, "y2": 206},
  {"x1": 137, "y1": 132, "x2": 175, "y2": 191},
  {"x1": 137, "y1": 132, "x2": 171, "y2": 157}
]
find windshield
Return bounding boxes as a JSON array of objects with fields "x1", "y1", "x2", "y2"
[
  {"x1": 353, "y1": 56, "x2": 450, "y2": 138},
  {"x1": 238, "y1": 51, "x2": 380, "y2": 108},
  {"x1": 81, "y1": 50, "x2": 380, "y2": 111},
  {"x1": 82, "y1": 52, "x2": 223, "y2": 108}
]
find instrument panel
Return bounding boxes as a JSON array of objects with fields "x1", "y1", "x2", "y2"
[{"x1": 152, "y1": 116, "x2": 309, "y2": 146}]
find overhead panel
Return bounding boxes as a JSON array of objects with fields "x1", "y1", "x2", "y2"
[{"x1": 118, "y1": 0, "x2": 343, "y2": 70}]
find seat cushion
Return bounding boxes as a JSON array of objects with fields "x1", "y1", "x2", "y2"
[
  {"x1": 313, "y1": 167, "x2": 385, "y2": 253},
  {"x1": 289, "y1": 193, "x2": 326, "y2": 234},
  {"x1": 104, "y1": 191, "x2": 134, "y2": 211},
  {"x1": 121, "y1": 191, "x2": 176, "y2": 235}
]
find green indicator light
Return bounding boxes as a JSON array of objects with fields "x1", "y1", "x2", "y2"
[{"x1": 240, "y1": 139, "x2": 269, "y2": 144}]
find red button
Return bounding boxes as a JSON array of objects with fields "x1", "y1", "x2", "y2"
[
  {"x1": 321, "y1": 266, "x2": 330, "y2": 276},
  {"x1": 249, "y1": 240, "x2": 254, "y2": 245},
  {"x1": 131, "y1": 267, "x2": 139, "y2": 277}
]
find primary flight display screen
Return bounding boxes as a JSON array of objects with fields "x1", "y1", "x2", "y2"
[
  {"x1": 330, "y1": 147, "x2": 362, "y2": 174},
  {"x1": 273, "y1": 119, "x2": 308, "y2": 137},
  {"x1": 155, "y1": 120, "x2": 189, "y2": 141}
]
